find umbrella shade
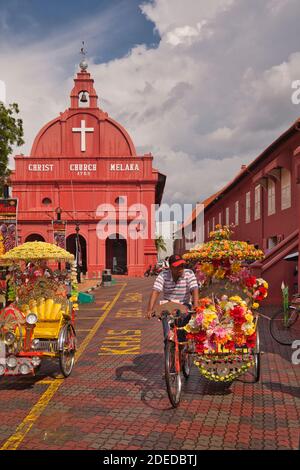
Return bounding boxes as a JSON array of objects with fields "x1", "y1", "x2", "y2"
[{"x1": 0, "y1": 241, "x2": 74, "y2": 262}]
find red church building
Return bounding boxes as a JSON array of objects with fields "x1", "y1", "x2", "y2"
[
  {"x1": 178, "y1": 118, "x2": 300, "y2": 304},
  {"x1": 10, "y1": 59, "x2": 165, "y2": 277}
]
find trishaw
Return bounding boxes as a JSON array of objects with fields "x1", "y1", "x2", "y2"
[
  {"x1": 0, "y1": 242, "x2": 78, "y2": 378},
  {"x1": 154, "y1": 225, "x2": 268, "y2": 408}
]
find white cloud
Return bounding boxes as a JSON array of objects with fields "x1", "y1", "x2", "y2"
[
  {"x1": 140, "y1": 0, "x2": 235, "y2": 36},
  {"x1": 2, "y1": 0, "x2": 300, "y2": 207},
  {"x1": 166, "y1": 21, "x2": 211, "y2": 46}
]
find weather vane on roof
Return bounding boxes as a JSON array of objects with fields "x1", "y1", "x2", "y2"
[{"x1": 79, "y1": 41, "x2": 88, "y2": 72}]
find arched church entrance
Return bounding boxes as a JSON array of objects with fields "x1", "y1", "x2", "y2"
[
  {"x1": 105, "y1": 234, "x2": 127, "y2": 274},
  {"x1": 25, "y1": 234, "x2": 45, "y2": 242},
  {"x1": 66, "y1": 234, "x2": 87, "y2": 274}
]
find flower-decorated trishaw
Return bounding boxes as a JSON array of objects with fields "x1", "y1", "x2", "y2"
[
  {"x1": 0, "y1": 242, "x2": 78, "y2": 378},
  {"x1": 160, "y1": 225, "x2": 268, "y2": 407}
]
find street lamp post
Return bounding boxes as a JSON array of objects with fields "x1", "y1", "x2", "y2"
[
  {"x1": 55, "y1": 207, "x2": 62, "y2": 270},
  {"x1": 75, "y1": 222, "x2": 81, "y2": 284}
]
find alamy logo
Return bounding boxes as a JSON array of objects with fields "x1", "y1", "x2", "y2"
[
  {"x1": 291, "y1": 80, "x2": 300, "y2": 105},
  {"x1": 0, "y1": 80, "x2": 6, "y2": 103},
  {"x1": 291, "y1": 340, "x2": 300, "y2": 365}
]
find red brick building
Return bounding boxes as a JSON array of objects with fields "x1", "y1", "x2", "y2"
[
  {"x1": 10, "y1": 61, "x2": 165, "y2": 277},
  {"x1": 180, "y1": 118, "x2": 300, "y2": 304}
]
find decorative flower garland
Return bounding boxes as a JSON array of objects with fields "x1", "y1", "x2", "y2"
[
  {"x1": 195, "y1": 355, "x2": 255, "y2": 382},
  {"x1": 70, "y1": 263, "x2": 79, "y2": 311},
  {"x1": 0, "y1": 234, "x2": 5, "y2": 256}
]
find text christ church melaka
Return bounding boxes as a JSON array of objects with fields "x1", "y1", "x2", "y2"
[{"x1": 11, "y1": 56, "x2": 166, "y2": 277}]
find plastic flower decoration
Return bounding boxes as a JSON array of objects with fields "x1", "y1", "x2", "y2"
[{"x1": 181, "y1": 226, "x2": 268, "y2": 382}]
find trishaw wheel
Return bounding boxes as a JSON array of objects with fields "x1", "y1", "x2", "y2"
[
  {"x1": 253, "y1": 327, "x2": 260, "y2": 383},
  {"x1": 253, "y1": 351, "x2": 261, "y2": 383},
  {"x1": 59, "y1": 324, "x2": 76, "y2": 378},
  {"x1": 164, "y1": 340, "x2": 182, "y2": 408},
  {"x1": 270, "y1": 308, "x2": 299, "y2": 346}
]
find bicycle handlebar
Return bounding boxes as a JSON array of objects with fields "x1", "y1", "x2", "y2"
[{"x1": 151, "y1": 309, "x2": 195, "y2": 318}]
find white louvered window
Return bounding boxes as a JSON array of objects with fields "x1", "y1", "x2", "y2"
[
  {"x1": 254, "y1": 185, "x2": 261, "y2": 220},
  {"x1": 245, "y1": 192, "x2": 251, "y2": 223},
  {"x1": 281, "y1": 168, "x2": 291, "y2": 210},
  {"x1": 235, "y1": 201, "x2": 239, "y2": 225},
  {"x1": 218, "y1": 212, "x2": 222, "y2": 225},
  {"x1": 212, "y1": 217, "x2": 215, "y2": 231},
  {"x1": 268, "y1": 178, "x2": 276, "y2": 215},
  {"x1": 226, "y1": 207, "x2": 229, "y2": 225}
]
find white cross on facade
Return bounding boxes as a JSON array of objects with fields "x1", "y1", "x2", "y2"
[{"x1": 72, "y1": 119, "x2": 94, "y2": 152}]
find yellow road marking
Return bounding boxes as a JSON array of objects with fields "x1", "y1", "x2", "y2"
[
  {"x1": 77, "y1": 316, "x2": 101, "y2": 320},
  {"x1": 99, "y1": 328, "x2": 141, "y2": 355},
  {"x1": 37, "y1": 379, "x2": 60, "y2": 385},
  {"x1": 1, "y1": 283, "x2": 127, "y2": 451},
  {"x1": 100, "y1": 301, "x2": 110, "y2": 310}
]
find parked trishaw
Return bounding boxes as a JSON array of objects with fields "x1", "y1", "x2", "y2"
[
  {"x1": 155, "y1": 225, "x2": 268, "y2": 407},
  {"x1": 0, "y1": 242, "x2": 78, "y2": 378}
]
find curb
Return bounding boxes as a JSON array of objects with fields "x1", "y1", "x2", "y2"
[{"x1": 81, "y1": 282, "x2": 101, "y2": 294}]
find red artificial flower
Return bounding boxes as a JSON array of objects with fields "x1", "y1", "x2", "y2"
[
  {"x1": 230, "y1": 306, "x2": 246, "y2": 324},
  {"x1": 224, "y1": 340, "x2": 235, "y2": 352},
  {"x1": 195, "y1": 343, "x2": 205, "y2": 354},
  {"x1": 254, "y1": 286, "x2": 267, "y2": 301},
  {"x1": 259, "y1": 286, "x2": 267, "y2": 296},
  {"x1": 245, "y1": 276, "x2": 257, "y2": 288},
  {"x1": 194, "y1": 331, "x2": 207, "y2": 342},
  {"x1": 186, "y1": 333, "x2": 195, "y2": 341},
  {"x1": 246, "y1": 333, "x2": 256, "y2": 348}
]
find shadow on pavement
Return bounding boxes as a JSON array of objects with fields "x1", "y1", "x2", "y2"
[
  {"x1": 115, "y1": 353, "x2": 233, "y2": 411},
  {"x1": 115, "y1": 353, "x2": 177, "y2": 410},
  {"x1": 0, "y1": 359, "x2": 64, "y2": 390},
  {"x1": 262, "y1": 381, "x2": 300, "y2": 399}
]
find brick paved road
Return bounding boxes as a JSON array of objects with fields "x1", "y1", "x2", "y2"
[{"x1": 0, "y1": 278, "x2": 299, "y2": 450}]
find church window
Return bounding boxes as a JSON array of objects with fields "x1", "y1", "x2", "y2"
[
  {"x1": 115, "y1": 196, "x2": 125, "y2": 205},
  {"x1": 42, "y1": 197, "x2": 52, "y2": 206},
  {"x1": 268, "y1": 179, "x2": 276, "y2": 215},
  {"x1": 245, "y1": 192, "x2": 251, "y2": 223},
  {"x1": 281, "y1": 168, "x2": 291, "y2": 210}
]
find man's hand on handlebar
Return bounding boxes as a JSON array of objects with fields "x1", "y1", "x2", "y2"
[{"x1": 145, "y1": 309, "x2": 156, "y2": 319}]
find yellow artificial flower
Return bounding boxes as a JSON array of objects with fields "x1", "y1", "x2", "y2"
[
  {"x1": 252, "y1": 302, "x2": 259, "y2": 309},
  {"x1": 202, "y1": 311, "x2": 218, "y2": 328},
  {"x1": 245, "y1": 326, "x2": 256, "y2": 336},
  {"x1": 229, "y1": 295, "x2": 242, "y2": 303},
  {"x1": 245, "y1": 313, "x2": 253, "y2": 322},
  {"x1": 215, "y1": 268, "x2": 226, "y2": 279},
  {"x1": 231, "y1": 261, "x2": 242, "y2": 273},
  {"x1": 200, "y1": 263, "x2": 215, "y2": 276}
]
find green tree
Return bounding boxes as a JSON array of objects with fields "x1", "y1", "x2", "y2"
[
  {"x1": 0, "y1": 102, "x2": 24, "y2": 195},
  {"x1": 155, "y1": 235, "x2": 167, "y2": 254}
]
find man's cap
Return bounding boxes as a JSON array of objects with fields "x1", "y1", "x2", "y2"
[{"x1": 169, "y1": 254, "x2": 186, "y2": 267}]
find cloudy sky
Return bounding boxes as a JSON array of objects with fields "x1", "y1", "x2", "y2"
[{"x1": 1, "y1": 0, "x2": 300, "y2": 206}]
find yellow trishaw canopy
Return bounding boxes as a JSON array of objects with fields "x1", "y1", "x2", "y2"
[{"x1": 0, "y1": 241, "x2": 74, "y2": 262}]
